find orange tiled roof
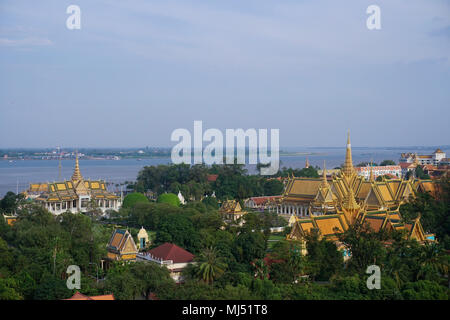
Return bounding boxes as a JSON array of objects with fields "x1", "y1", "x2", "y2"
[
  {"x1": 248, "y1": 196, "x2": 282, "y2": 205},
  {"x1": 64, "y1": 292, "x2": 115, "y2": 300},
  {"x1": 207, "y1": 174, "x2": 218, "y2": 182}
]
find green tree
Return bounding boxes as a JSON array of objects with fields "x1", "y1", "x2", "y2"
[
  {"x1": 0, "y1": 191, "x2": 24, "y2": 214},
  {"x1": 415, "y1": 166, "x2": 431, "y2": 179},
  {"x1": 127, "y1": 262, "x2": 175, "y2": 299},
  {"x1": 0, "y1": 278, "x2": 22, "y2": 300},
  {"x1": 122, "y1": 192, "x2": 149, "y2": 209},
  {"x1": 380, "y1": 160, "x2": 396, "y2": 166},
  {"x1": 155, "y1": 213, "x2": 201, "y2": 253},
  {"x1": 263, "y1": 179, "x2": 284, "y2": 195},
  {"x1": 337, "y1": 221, "x2": 388, "y2": 273},
  {"x1": 401, "y1": 280, "x2": 449, "y2": 300},
  {"x1": 33, "y1": 273, "x2": 71, "y2": 300},
  {"x1": 202, "y1": 196, "x2": 219, "y2": 209},
  {"x1": 304, "y1": 230, "x2": 343, "y2": 281},
  {"x1": 103, "y1": 264, "x2": 142, "y2": 300},
  {"x1": 157, "y1": 193, "x2": 181, "y2": 207},
  {"x1": 233, "y1": 231, "x2": 266, "y2": 264}
]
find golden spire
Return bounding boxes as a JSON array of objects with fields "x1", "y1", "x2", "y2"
[
  {"x1": 321, "y1": 160, "x2": 328, "y2": 187},
  {"x1": 369, "y1": 160, "x2": 374, "y2": 182},
  {"x1": 342, "y1": 131, "x2": 355, "y2": 178},
  {"x1": 305, "y1": 156, "x2": 310, "y2": 168},
  {"x1": 71, "y1": 151, "x2": 83, "y2": 182}
]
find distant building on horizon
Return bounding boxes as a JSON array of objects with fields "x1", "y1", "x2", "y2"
[{"x1": 400, "y1": 149, "x2": 447, "y2": 166}]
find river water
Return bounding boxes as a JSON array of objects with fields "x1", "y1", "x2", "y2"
[{"x1": 0, "y1": 146, "x2": 447, "y2": 197}]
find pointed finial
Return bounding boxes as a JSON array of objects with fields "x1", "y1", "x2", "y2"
[
  {"x1": 322, "y1": 160, "x2": 328, "y2": 187},
  {"x1": 342, "y1": 131, "x2": 355, "y2": 178},
  {"x1": 305, "y1": 156, "x2": 310, "y2": 168},
  {"x1": 71, "y1": 150, "x2": 83, "y2": 182}
]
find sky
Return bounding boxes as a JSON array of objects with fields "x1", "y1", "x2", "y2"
[{"x1": 0, "y1": 0, "x2": 449, "y2": 148}]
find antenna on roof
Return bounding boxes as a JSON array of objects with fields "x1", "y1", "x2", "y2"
[{"x1": 57, "y1": 146, "x2": 62, "y2": 180}]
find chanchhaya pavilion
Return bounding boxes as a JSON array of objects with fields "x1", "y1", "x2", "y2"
[
  {"x1": 26, "y1": 154, "x2": 121, "y2": 215},
  {"x1": 268, "y1": 132, "x2": 435, "y2": 249}
]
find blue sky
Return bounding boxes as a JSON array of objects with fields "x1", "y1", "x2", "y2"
[{"x1": 0, "y1": 0, "x2": 449, "y2": 148}]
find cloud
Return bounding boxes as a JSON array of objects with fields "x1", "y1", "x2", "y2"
[{"x1": 0, "y1": 37, "x2": 53, "y2": 47}]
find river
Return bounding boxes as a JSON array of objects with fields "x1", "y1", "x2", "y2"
[{"x1": 0, "y1": 146, "x2": 447, "y2": 197}]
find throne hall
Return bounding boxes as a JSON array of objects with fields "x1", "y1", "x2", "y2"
[{"x1": 26, "y1": 155, "x2": 121, "y2": 215}]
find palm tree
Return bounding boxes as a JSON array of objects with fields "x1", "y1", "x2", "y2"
[
  {"x1": 194, "y1": 247, "x2": 227, "y2": 284},
  {"x1": 416, "y1": 243, "x2": 449, "y2": 282}
]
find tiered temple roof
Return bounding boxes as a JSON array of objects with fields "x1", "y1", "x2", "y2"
[
  {"x1": 107, "y1": 229, "x2": 138, "y2": 261},
  {"x1": 220, "y1": 200, "x2": 244, "y2": 215},
  {"x1": 286, "y1": 132, "x2": 434, "y2": 244}
]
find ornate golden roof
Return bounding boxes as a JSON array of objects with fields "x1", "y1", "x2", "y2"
[
  {"x1": 219, "y1": 200, "x2": 243, "y2": 214},
  {"x1": 33, "y1": 156, "x2": 118, "y2": 203}
]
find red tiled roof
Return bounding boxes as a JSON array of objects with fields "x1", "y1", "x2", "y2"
[
  {"x1": 148, "y1": 243, "x2": 194, "y2": 263},
  {"x1": 207, "y1": 174, "x2": 218, "y2": 182}
]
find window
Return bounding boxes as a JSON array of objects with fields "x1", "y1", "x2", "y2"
[{"x1": 81, "y1": 198, "x2": 89, "y2": 208}]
